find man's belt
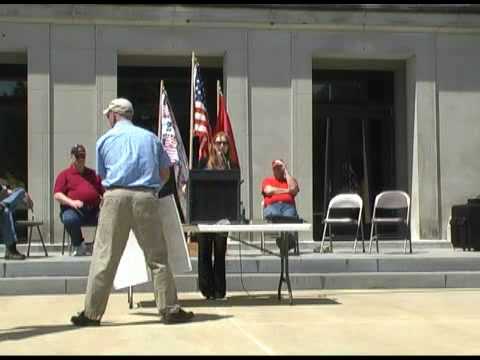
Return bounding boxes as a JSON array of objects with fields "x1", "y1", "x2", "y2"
[{"x1": 106, "y1": 186, "x2": 157, "y2": 192}]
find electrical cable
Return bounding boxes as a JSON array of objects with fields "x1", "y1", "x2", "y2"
[{"x1": 236, "y1": 230, "x2": 251, "y2": 297}]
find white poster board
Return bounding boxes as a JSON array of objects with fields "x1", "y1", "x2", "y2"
[
  {"x1": 113, "y1": 195, "x2": 191, "y2": 290},
  {"x1": 113, "y1": 230, "x2": 150, "y2": 290}
]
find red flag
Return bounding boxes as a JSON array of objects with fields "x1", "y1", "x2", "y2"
[{"x1": 215, "y1": 90, "x2": 239, "y2": 168}]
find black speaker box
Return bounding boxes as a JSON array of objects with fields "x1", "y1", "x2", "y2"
[
  {"x1": 187, "y1": 169, "x2": 241, "y2": 224},
  {"x1": 450, "y1": 200, "x2": 480, "y2": 251}
]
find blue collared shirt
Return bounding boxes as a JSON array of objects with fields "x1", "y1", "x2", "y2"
[{"x1": 96, "y1": 119, "x2": 171, "y2": 190}]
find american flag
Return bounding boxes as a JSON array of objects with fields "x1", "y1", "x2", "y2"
[{"x1": 192, "y1": 57, "x2": 211, "y2": 161}]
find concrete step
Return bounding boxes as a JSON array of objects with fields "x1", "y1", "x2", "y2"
[
  {"x1": 5, "y1": 239, "x2": 453, "y2": 255},
  {"x1": 2, "y1": 271, "x2": 480, "y2": 296},
  {"x1": 2, "y1": 244, "x2": 478, "y2": 296},
  {"x1": 228, "y1": 239, "x2": 453, "y2": 251},
  {"x1": 2, "y1": 250, "x2": 480, "y2": 278}
]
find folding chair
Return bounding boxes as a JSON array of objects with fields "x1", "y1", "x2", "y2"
[
  {"x1": 368, "y1": 190, "x2": 411, "y2": 254},
  {"x1": 261, "y1": 199, "x2": 300, "y2": 255},
  {"x1": 320, "y1": 193, "x2": 364, "y2": 253},
  {"x1": 62, "y1": 224, "x2": 98, "y2": 255},
  {"x1": 260, "y1": 199, "x2": 280, "y2": 253},
  {"x1": 260, "y1": 199, "x2": 267, "y2": 252},
  {"x1": 15, "y1": 205, "x2": 48, "y2": 258}
]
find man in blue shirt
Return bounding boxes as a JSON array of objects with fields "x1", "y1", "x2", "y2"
[{"x1": 71, "y1": 98, "x2": 194, "y2": 326}]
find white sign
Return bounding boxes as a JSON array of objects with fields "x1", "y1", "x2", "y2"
[
  {"x1": 113, "y1": 230, "x2": 150, "y2": 290},
  {"x1": 113, "y1": 195, "x2": 192, "y2": 290}
]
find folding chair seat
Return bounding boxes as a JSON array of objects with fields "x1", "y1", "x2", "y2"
[
  {"x1": 320, "y1": 193, "x2": 364, "y2": 253},
  {"x1": 368, "y1": 190, "x2": 411, "y2": 254}
]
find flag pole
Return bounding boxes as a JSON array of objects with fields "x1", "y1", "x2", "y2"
[
  {"x1": 159, "y1": 80, "x2": 164, "y2": 139},
  {"x1": 189, "y1": 52, "x2": 195, "y2": 170},
  {"x1": 216, "y1": 80, "x2": 220, "y2": 133},
  {"x1": 187, "y1": 52, "x2": 195, "y2": 247}
]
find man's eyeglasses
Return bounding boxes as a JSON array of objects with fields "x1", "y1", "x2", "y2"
[{"x1": 75, "y1": 153, "x2": 86, "y2": 159}]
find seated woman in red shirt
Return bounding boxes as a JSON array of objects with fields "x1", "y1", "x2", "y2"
[{"x1": 53, "y1": 144, "x2": 104, "y2": 256}]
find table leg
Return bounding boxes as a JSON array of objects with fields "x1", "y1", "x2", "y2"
[
  {"x1": 277, "y1": 247, "x2": 285, "y2": 300},
  {"x1": 277, "y1": 232, "x2": 294, "y2": 304},
  {"x1": 282, "y1": 233, "x2": 293, "y2": 304},
  {"x1": 128, "y1": 286, "x2": 134, "y2": 309}
]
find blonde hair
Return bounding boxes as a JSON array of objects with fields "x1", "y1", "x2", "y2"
[{"x1": 206, "y1": 131, "x2": 233, "y2": 170}]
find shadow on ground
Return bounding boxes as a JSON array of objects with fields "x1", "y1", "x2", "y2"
[
  {"x1": 136, "y1": 293, "x2": 340, "y2": 308},
  {"x1": 0, "y1": 325, "x2": 79, "y2": 343},
  {"x1": 0, "y1": 313, "x2": 228, "y2": 343},
  {"x1": 130, "y1": 312, "x2": 232, "y2": 323}
]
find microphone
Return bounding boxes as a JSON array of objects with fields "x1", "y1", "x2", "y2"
[{"x1": 221, "y1": 152, "x2": 230, "y2": 170}]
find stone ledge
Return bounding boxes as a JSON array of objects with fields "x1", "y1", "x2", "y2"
[{"x1": 3, "y1": 272, "x2": 480, "y2": 296}]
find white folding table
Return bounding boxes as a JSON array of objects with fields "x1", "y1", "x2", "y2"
[{"x1": 126, "y1": 222, "x2": 312, "y2": 307}]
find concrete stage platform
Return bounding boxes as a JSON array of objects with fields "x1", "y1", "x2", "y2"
[{"x1": 1, "y1": 239, "x2": 480, "y2": 296}]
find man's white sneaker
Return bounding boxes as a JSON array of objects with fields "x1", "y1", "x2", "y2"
[{"x1": 73, "y1": 242, "x2": 92, "y2": 256}]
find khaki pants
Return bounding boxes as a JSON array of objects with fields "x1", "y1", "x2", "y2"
[{"x1": 84, "y1": 188, "x2": 178, "y2": 320}]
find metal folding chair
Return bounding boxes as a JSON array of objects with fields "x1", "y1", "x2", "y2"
[
  {"x1": 62, "y1": 224, "x2": 97, "y2": 255},
  {"x1": 260, "y1": 199, "x2": 281, "y2": 253},
  {"x1": 368, "y1": 190, "x2": 411, "y2": 254},
  {"x1": 15, "y1": 205, "x2": 48, "y2": 258},
  {"x1": 261, "y1": 199, "x2": 300, "y2": 255},
  {"x1": 320, "y1": 193, "x2": 364, "y2": 253}
]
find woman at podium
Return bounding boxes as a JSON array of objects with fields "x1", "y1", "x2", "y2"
[{"x1": 196, "y1": 131, "x2": 239, "y2": 300}]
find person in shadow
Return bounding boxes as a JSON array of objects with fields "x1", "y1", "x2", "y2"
[{"x1": 0, "y1": 178, "x2": 33, "y2": 260}]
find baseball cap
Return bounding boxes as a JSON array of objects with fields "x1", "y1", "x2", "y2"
[
  {"x1": 272, "y1": 159, "x2": 284, "y2": 168},
  {"x1": 102, "y1": 98, "x2": 134, "y2": 116}
]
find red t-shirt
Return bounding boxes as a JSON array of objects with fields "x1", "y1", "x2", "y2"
[
  {"x1": 261, "y1": 177, "x2": 296, "y2": 208},
  {"x1": 53, "y1": 165, "x2": 104, "y2": 208}
]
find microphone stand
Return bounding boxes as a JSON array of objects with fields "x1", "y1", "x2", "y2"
[{"x1": 221, "y1": 152, "x2": 231, "y2": 170}]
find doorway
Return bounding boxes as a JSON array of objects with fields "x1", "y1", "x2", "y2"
[
  {"x1": 312, "y1": 69, "x2": 398, "y2": 241},
  {"x1": 0, "y1": 64, "x2": 28, "y2": 187},
  {"x1": 0, "y1": 63, "x2": 28, "y2": 241},
  {"x1": 116, "y1": 57, "x2": 223, "y2": 220},
  {"x1": 117, "y1": 58, "x2": 223, "y2": 168}
]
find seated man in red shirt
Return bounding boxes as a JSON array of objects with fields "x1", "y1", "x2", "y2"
[
  {"x1": 261, "y1": 159, "x2": 300, "y2": 251},
  {"x1": 53, "y1": 144, "x2": 104, "y2": 256},
  {"x1": 261, "y1": 159, "x2": 300, "y2": 218}
]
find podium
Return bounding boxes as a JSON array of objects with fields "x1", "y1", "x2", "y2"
[{"x1": 187, "y1": 169, "x2": 241, "y2": 224}]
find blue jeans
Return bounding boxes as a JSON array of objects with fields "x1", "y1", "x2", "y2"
[
  {"x1": 60, "y1": 206, "x2": 99, "y2": 247},
  {"x1": 263, "y1": 202, "x2": 299, "y2": 251},
  {"x1": 0, "y1": 188, "x2": 26, "y2": 246},
  {"x1": 263, "y1": 202, "x2": 298, "y2": 219}
]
